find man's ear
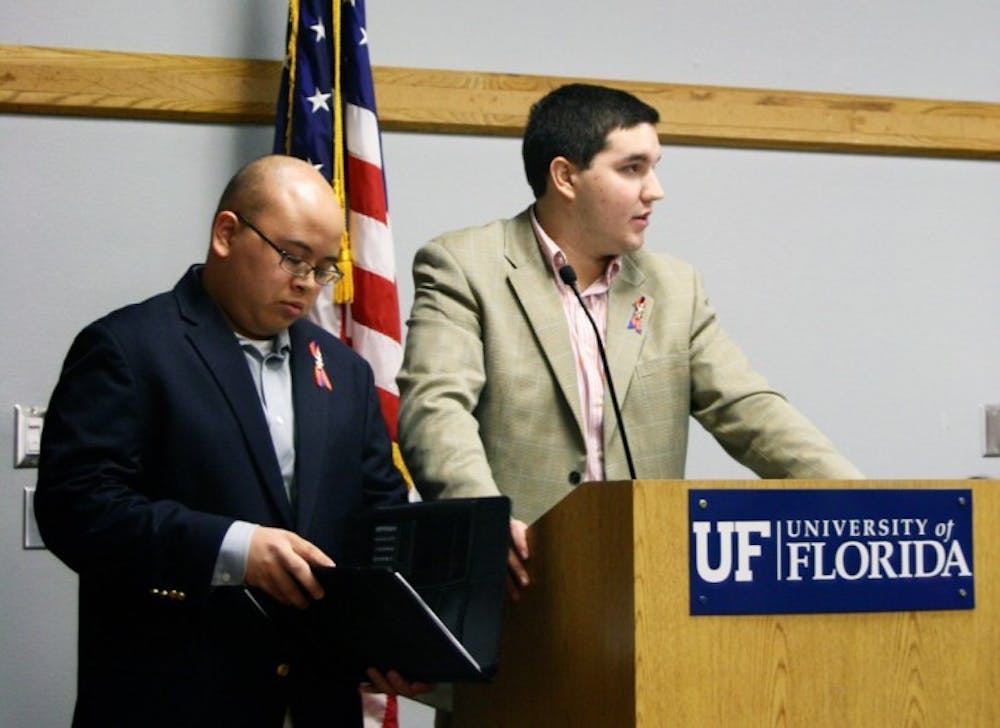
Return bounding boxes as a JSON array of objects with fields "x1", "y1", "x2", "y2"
[
  {"x1": 548, "y1": 156, "x2": 578, "y2": 201},
  {"x1": 210, "y1": 211, "x2": 239, "y2": 258}
]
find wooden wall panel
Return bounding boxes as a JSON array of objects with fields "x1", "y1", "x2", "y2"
[{"x1": 2, "y1": 45, "x2": 999, "y2": 159}]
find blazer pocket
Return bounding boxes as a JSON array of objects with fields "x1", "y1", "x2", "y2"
[
  {"x1": 636, "y1": 353, "x2": 689, "y2": 379},
  {"x1": 633, "y1": 353, "x2": 691, "y2": 412}
]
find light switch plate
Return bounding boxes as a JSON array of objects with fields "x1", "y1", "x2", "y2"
[
  {"x1": 23, "y1": 486, "x2": 46, "y2": 549},
  {"x1": 14, "y1": 404, "x2": 46, "y2": 468},
  {"x1": 984, "y1": 404, "x2": 1000, "y2": 457}
]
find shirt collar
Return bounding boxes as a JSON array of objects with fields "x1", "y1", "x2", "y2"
[
  {"x1": 529, "y1": 207, "x2": 621, "y2": 293},
  {"x1": 236, "y1": 328, "x2": 291, "y2": 359}
]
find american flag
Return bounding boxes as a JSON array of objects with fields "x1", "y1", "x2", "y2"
[{"x1": 274, "y1": 1, "x2": 407, "y2": 726}]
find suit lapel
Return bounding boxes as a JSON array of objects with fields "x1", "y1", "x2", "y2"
[
  {"x1": 505, "y1": 213, "x2": 585, "y2": 437},
  {"x1": 174, "y1": 269, "x2": 294, "y2": 526},
  {"x1": 288, "y1": 323, "x2": 328, "y2": 533},
  {"x1": 606, "y1": 256, "x2": 652, "y2": 423}
]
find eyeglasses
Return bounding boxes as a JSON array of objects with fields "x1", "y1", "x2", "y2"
[{"x1": 233, "y1": 211, "x2": 343, "y2": 286}]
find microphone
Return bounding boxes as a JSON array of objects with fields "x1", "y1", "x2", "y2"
[{"x1": 557, "y1": 264, "x2": 637, "y2": 480}]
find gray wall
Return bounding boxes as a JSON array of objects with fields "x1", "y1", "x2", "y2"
[{"x1": 2, "y1": 2, "x2": 998, "y2": 725}]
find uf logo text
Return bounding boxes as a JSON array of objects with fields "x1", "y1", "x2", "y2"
[{"x1": 692, "y1": 520, "x2": 771, "y2": 583}]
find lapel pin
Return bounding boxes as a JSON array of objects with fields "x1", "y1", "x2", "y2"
[
  {"x1": 627, "y1": 296, "x2": 648, "y2": 334},
  {"x1": 308, "y1": 340, "x2": 333, "y2": 391}
]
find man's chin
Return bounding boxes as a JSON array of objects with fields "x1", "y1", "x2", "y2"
[{"x1": 620, "y1": 235, "x2": 646, "y2": 254}]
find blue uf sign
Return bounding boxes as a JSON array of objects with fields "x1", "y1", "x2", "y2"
[{"x1": 688, "y1": 489, "x2": 974, "y2": 615}]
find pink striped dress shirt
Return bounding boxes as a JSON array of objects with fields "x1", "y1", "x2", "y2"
[{"x1": 530, "y1": 209, "x2": 621, "y2": 483}]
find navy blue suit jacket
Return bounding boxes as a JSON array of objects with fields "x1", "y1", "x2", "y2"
[{"x1": 36, "y1": 266, "x2": 406, "y2": 728}]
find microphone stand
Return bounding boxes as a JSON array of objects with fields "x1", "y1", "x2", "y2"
[{"x1": 558, "y1": 265, "x2": 637, "y2": 480}]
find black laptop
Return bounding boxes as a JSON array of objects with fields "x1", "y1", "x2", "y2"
[{"x1": 308, "y1": 495, "x2": 511, "y2": 683}]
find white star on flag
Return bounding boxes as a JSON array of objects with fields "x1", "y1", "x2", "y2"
[
  {"x1": 359, "y1": 27, "x2": 368, "y2": 46},
  {"x1": 306, "y1": 87, "x2": 332, "y2": 113},
  {"x1": 309, "y1": 19, "x2": 326, "y2": 42}
]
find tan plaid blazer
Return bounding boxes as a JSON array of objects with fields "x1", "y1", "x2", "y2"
[{"x1": 398, "y1": 209, "x2": 861, "y2": 524}]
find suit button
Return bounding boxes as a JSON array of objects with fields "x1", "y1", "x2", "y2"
[
  {"x1": 568, "y1": 471, "x2": 581, "y2": 485},
  {"x1": 276, "y1": 663, "x2": 291, "y2": 678}
]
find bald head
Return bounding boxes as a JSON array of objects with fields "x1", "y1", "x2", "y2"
[
  {"x1": 202, "y1": 155, "x2": 344, "y2": 338},
  {"x1": 214, "y1": 154, "x2": 329, "y2": 221}
]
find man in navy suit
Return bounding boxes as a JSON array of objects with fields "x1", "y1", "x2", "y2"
[{"x1": 36, "y1": 155, "x2": 423, "y2": 727}]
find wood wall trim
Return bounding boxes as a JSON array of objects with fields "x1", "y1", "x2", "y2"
[{"x1": 2, "y1": 44, "x2": 998, "y2": 159}]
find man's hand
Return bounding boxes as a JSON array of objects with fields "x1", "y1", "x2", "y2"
[
  {"x1": 244, "y1": 526, "x2": 334, "y2": 609},
  {"x1": 363, "y1": 668, "x2": 434, "y2": 699},
  {"x1": 507, "y1": 518, "x2": 530, "y2": 602}
]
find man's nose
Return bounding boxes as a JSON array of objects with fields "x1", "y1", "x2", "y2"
[
  {"x1": 643, "y1": 171, "x2": 665, "y2": 202},
  {"x1": 292, "y1": 271, "x2": 320, "y2": 293}
]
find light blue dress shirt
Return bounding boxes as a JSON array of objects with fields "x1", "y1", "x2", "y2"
[{"x1": 211, "y1": 330, "x2": 296, "y2": 587}]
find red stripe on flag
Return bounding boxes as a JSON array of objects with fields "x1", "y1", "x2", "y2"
[
  {"x1": 382, "y1": 694, "x2": 399, "y2": 728},
  {"x1": 350, "y1": 266, "x2": 402, "y2": 342},
  {"x1": 377, "y1": 388, "x2": 400, "y2": 442},
  {"x1": 347, "y1": 155, "x2": 388, "y2": 224}
]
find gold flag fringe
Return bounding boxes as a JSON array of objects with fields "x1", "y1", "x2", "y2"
[
  {"x1": 331, "y1": 0, "x2": 353, "y2": 304},
  {"x1": 392, "y1": 442, "x2": 414, "y2": 489}
]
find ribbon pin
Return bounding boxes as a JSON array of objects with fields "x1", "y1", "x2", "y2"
[
  {"x1": 309, "y1": 340, "x2": 333, "y2": 391},
  {"x1": 627, "y1": 296, "x2": 648, "y2": 334}
]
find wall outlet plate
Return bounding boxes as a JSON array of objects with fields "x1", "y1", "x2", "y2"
[
  {"x1": 23, "y1": 486, "x2": 46, "y2": 549},
  {"x1": 983, "y1": 404, "x2": 1000, "y2": 457}
]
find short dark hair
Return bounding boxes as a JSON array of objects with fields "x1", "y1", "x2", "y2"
[{"x1": 522, "y1": 84, "x2": 660, "y2": 199}]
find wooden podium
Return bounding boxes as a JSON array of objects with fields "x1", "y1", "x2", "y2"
[{"x1": 453, "y1": 480, "x2": 999, "y2": 727}]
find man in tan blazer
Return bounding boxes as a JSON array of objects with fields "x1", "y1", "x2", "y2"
[{"x1": 398, "y1": 83, "x2": 861, "y2": 590}]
